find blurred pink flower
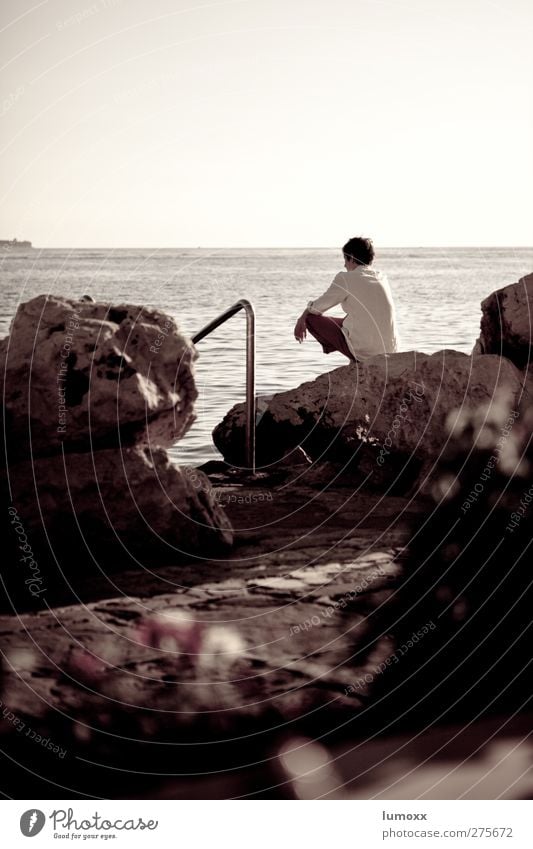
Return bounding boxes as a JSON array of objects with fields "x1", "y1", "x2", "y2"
[
  {"x1": 65, "y1": 648, "x2": 107, "y2": 683},
  {"x1": 137, "y1": 610, "x2": 204, "y2": 656},
  {"x1": 137, "y1": 611, "x2": 245, "y2": 671},
  {"x1": 198, "y1": 625, "x2": 245, "y2": 672}
]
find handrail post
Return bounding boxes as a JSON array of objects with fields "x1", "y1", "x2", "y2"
[
  {"x1": 192, "y1": 299, "x2": 256, "y2": 474},
  {"x1": 245, "y1": 302, "x2": 256, "y2": 474}
]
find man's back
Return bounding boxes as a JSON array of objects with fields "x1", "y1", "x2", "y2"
[
  {"x1": 333, "y1": 266, "x2": 399, "y2": 360},
  {"x1": 295, "y1": 236, "x2": 400, "y2": 362}
]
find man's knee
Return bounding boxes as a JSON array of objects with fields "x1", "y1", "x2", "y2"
[{"x1": 305, "y1": 312, "x2": 320, "y2": 329}]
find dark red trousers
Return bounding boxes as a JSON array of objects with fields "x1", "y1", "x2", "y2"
[{"x1": 305, "y1": 313, "x2": 357, "y2": 361}]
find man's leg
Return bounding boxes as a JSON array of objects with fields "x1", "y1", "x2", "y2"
[{"x1": 305, "y1": 313, "x2": 357, "y2": 361}]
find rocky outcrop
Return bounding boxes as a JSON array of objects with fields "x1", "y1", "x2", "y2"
[
  {"x1": 473, "y1": 273, "x2": 533, "y2": 368},
  {"x1": 1, "y1": 294, "x2": 197, "y2": 458},
  {"x1": 0, "y1": 473, "x2": 414, "y2": 789},
  {"x1": 214, "y1": 350, "x2": 528, "y2": 489},
  {"x1": 1, "y1": 397, "x2": 531, "y2": 799},
  {"x1": 8, "y1": 445, "x2": 232, "y2": 565},
  {"x1": 2, "y1": 295, "x2": 232, "y2": 574}
]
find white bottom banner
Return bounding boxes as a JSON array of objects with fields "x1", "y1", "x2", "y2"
[{"x1": 2, "y1": 800, "x2": 532, "y2": 848}]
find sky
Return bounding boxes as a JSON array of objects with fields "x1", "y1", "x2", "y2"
[{"x1": 0, "y1": 0, "x2": 532, "y2": 247}]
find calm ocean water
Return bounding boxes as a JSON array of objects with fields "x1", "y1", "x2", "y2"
[{"x1": 2, "y1": 247, "x2": 532, "y2": 465}]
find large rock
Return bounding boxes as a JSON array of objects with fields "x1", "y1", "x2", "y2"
[
  {"x1": 473, "y1": 273, "x2": 533, "y2": 367},
  {"x1": 1, "y1": 294, "x2": 197, "y2": 459},
  {"x1": 214, "y1": 350, "x2": 528, "y2": 486},
  {"x1": 1, "y1": 295, "x2": 233, "y2": 587},
  {"x1": 7, "y1": 445, "x2": 232, "y2": 568}
]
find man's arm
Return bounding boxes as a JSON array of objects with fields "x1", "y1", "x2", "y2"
[
  {"x1": 294, "y1": 308, "x2": 309, "y2": 343},
  {"x1": 294, "y1": 275, "x2": 345, "y2": 343},
  {"x1": 307, "y1": 274, "x2": 345, "y2": 314}
]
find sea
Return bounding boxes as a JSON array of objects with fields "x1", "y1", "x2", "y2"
[{"x1": 2, "y1": 247, "x2": 532, "y2": 466}]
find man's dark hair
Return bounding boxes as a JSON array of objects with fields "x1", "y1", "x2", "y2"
[{"x1": 342, "y1": 236, "x2": 374, "y2": 266}]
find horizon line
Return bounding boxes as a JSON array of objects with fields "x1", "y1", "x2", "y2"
[{"x1": 13, "y1": 244, "x2": 533, "y2": 251}]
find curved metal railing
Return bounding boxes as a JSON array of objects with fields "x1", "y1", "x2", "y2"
[{"x1": 192, "y1": 299, "x2": 255, "y2": 473}]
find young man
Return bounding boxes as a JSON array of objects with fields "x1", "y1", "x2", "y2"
[{"x1": 294, "y1": 236, "x2": 399, "y2": 362}]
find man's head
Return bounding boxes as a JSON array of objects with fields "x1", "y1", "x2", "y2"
[{"x1": 342, "y1": 236, "x2": 374, "y2": 269}]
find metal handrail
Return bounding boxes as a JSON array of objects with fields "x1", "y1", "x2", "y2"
[{"x1": 192, "y1": 299, "x2": 255, "y2": 473}]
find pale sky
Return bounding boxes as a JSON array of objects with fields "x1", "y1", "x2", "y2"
[{"x1": 1, "y1": 0, "x2": 532, "y2": 247}]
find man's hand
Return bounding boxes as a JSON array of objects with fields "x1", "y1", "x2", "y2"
[{"x1": 294, "y1": 313, "x2": 307, "y2": 343}]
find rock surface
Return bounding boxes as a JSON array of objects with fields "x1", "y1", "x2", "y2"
[
  {"x1": 214, "y1": 350, "x2": 528, "y2": 489},
  {"x1": 2, "y1": 295, "x2": 232, "y2": 565},
  {"x1": 7, "y1": 445, "x2": 233, "y2": 567},
  {"x1": 1, "y1": 294, "x2": 197, "y2": 459},
  {"x1": 473, "y1": 272, "x2": 533, "y2": 367},
  {"x1": 0, "y1": 472, "x2": 421, "y2": 797},
  {"x1": 2, "y1": 460, "x2": 530, "y2": 799}
]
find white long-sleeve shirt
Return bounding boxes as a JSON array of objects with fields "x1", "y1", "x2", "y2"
[{"x1": 307, "y1": 265, "x2": 399, "y2": 360}]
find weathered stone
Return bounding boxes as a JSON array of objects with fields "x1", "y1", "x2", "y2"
[
  {"x1": 0, "y1": 295, "x2": 236, "y2": 576},
  {"x1": 0, "y1": 476, "x2": 413, "y2": 752},
  {"x1": 7, "y1": 445, "x2": 232, "y2": 567},
  {"x1": 1, "y1": 294, "x2": 197, "y2": 459},
  {"x1": 214, "y1": 351, "x2": 528, "y2": 488},
  {"x1": 473, "y1": 272, "x2": 533, "y2": 367}
]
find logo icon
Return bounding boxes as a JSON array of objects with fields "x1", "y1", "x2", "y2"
[{"x1": 20, "y1": 810, "x2": 46, "y2": 837}]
